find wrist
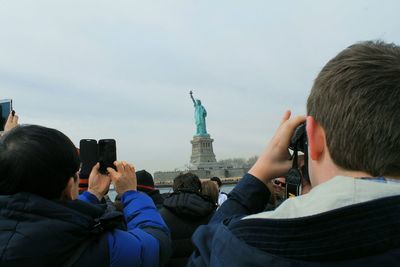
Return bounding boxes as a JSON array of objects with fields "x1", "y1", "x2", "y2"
[
  {"x1": 117, "y1": 188, "x2": 137, "y2": 196},
  {"x1": 249, "y1": 158, "x2": 273, "y2": 184},
  {"x1": 88, "y1": 189, "x2": 103, "y2": 201}
]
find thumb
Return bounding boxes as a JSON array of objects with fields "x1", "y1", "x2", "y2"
[
  {"x1": 13, "y1": 114, "x2": 19, "y2": 124},
  {"x1": 107, "y1": 167, "x2": 118, "y2": 180},
  {"x1": 91, "y1": 162, "x2": 100, "y2": 172}
]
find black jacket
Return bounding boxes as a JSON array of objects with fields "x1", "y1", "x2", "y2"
[
  {"x1": 0, "y1": 192, "x2": 120, "y2": 267},
  {"x1": 188, "y1": 174, "x2": 400, "y2": 267},
  {"x1": 142, "y1": 189, "x2": 165, "y2": 209},
  {"x1": 159, "y1": 191, "x2": 215, "y2": 267}
]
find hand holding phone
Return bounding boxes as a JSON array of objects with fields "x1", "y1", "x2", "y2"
[
  {"x1": 0, "y1": 99, "x2": 13, "y2": 132},
  {"x1": 107, "y1": 161, "x2": 137, "y2": 195},
  {"x1": 79, "y1": 138, "x2": 117, "y2": 195},
  {"x1": 4, "y1": 111, "x2": 19, "y2": 133},
  {"x1": 87, "y1": 163, "x2": 111, "y2": 200}
]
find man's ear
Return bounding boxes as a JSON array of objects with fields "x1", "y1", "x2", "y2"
[
  {"x1": 306, "y1": 116, "x2": 326, "y2": 161},
  {"x1": 62, "y1": 177, "x2": 76, "y2": 200}
]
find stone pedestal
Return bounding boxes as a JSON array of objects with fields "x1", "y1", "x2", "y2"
[{"x1": 190, "y1": 135, "x2": 218, "y2": 169}]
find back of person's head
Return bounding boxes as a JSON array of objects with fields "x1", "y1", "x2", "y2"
[
  {"x1": 201, "y1": 180, "x2": 219, "y2": 205},
  {"x1": 210, "y1": 176, "x2": 222, "y2": 188},
  {"x1": 172, "y1": 172, "x2": 201, "y2": 193},
  {"x1": 307, "y1": 40, "x2": 400, "y2": 177},
  {"x1": 0, "y1": 125, "x2": 80, "y2": 199},
  {"x1": 136, "y1": 169, "x2": 155, "y2": 192}
]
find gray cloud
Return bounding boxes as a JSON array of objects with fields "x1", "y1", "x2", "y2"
[{"x1": 0, "y1": 0, "x2": 399, "y2": 173}]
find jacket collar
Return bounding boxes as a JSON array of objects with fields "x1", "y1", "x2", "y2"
[{"x1": 246, "y1": 176, "x2": 400, "y2": 219}]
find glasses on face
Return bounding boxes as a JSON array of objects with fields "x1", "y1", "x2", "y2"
[{"x1": 273, "y1": 179, "x2": 286, "y2": 187}]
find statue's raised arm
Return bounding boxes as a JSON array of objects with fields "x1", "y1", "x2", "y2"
[{"x1": 189, "y1": 90, "x2": 196, "y2": 105}]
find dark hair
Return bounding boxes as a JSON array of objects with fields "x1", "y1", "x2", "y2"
[
  {"x1": 210, "y1": 176, "x2": 222, "y2": 188},
  {"x1": 172, "y1": 172, "x2": 201, "y2": 193},
  {"x1": 201, "y1": 180, "x2": 219, "y2": 205},
  {"x1": 0, "y1": 125, "x2": 80, "y2": 199},
  {"x1": 307, "y1": 40, "x2": 400, "y2": 177}
]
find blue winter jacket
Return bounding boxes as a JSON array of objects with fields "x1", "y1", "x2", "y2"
[
  {"x1": 0, "y1": 189, "x2": 170, "y2": 266},
  {"x1": 188, "y1": 174, "x2": 400, "y2": 267},
  {"x1": 79, "y1": 190, "x2": 170, "y2": 266}
]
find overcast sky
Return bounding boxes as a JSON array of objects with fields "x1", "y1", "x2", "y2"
[{"x1": 0, "y1": 0, "x2": 399, "y2": 174}]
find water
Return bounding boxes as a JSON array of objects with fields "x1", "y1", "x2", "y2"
[{"x1": 107, "y1": 184, "x2": 236, "y2": 200}]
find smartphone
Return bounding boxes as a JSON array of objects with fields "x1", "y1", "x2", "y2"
[
  {"x1": 79, "y1": 139, "x2": 98, "y2": 179},
  {"x1": 0, "y1": 99, "x2": 13, "y2": 131},
  {"x1": 98, "y1": 139, "x2": 117, "y2": 174}
]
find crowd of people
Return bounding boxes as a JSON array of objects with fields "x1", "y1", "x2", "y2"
[{"x1": 1, "y1": 40, "x2": 400, "y2": 266}]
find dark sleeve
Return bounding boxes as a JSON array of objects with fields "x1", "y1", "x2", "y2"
[
  {"x1": 210, "y1": 173, "x2": 271, "y2": 224},
  {"x1": 187, "y1": 173, "x2": 271, "y2": 266},
  {"x1": 78, "y1": 191, "x2": 101, "y2": 204}
]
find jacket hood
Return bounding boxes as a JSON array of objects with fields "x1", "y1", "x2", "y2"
[{"x1": 163, "y1": 191, "x2": 215, "y2": 217}]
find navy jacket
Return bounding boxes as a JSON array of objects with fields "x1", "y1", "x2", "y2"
[
  {"x1": 188, "y1": 174, "x2": 400, "y2": 267},
  {"x1": 0, "y1": 190, "x2": 170, "y2": 266},
  {"x1": 159, "y1": 191, "x2": 215, "y2": 267}
]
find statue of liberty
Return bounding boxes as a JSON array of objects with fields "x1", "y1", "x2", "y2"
[{"x1": 190, "y1": 91, "x2": 208, "y2": 136}]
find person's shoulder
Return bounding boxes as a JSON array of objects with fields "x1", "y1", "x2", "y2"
[{"x1": 190, "y1": 222, "x2": 271, "y2": 267}]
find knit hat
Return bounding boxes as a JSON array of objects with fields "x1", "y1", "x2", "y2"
[{"x1": 136, "y1": 170, "x2": 155, "y2": 191}]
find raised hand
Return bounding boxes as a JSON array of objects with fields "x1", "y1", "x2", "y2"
[
  {"x1": 4, "y1": 111, "x2": 19, "y2": 132},
  {"x1": 88, "y1": 163, "x2": 111, "y2": 200},
  {"x1": 107, "y1": 161, "x2": 137, "y2": 196},
  {"x1": 249, "y1": 110, "x2": 306, "y2": 185}
]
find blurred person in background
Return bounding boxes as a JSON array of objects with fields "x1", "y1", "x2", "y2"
[
  {"x1": 136, "y1": 169, "x2": 164, "y2": 209},
  {"x1": 159, "y1": 173, "x2": 215, "y2": 267},
  {"x1": 210, "y1": 176, "x2": 228, "y2": 207},
  {"x1": 201, "y1": 180, "x2": 219, "y2": 207}
]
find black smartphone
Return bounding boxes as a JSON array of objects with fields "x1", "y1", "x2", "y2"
[
  {"x1": 0, "y1": 99, "x2": 13, "y2": 131},
  {"x1": 79, "y1": 139, "x2": 98, "y2": 179},
  {"x1": 98, "y1": 139, "x2": 117, "y2": 174}
]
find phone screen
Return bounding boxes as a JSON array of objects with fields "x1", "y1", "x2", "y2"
[
  {"x1": 79, "y1": 139, "x2": 98, "y2": 179},
  {"x1": 0, "y1": 99, "x2": 12, "y2": 131},
  {"x1": 98, "y1": 139, "x2": 117, "y2": 174}
]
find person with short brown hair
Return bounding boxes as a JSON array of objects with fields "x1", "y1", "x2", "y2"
[{"x1": 189, "y1": 41, "x2": 400, "y2": 267}]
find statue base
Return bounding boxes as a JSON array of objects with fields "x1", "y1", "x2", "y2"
[{"x1": 190, "y1": 135, "x2": 218, "y2": 169}]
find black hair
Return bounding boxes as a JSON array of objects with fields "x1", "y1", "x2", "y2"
[
  {"x1": 0, "y1": 125, "x2": 80, "y2": 199},
  {"x1": 210, "y1": 176, "x2": 222, "y2": 188},
  {"x1": 172, "y1": 172, "x2": 201, "y2": 193}
]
